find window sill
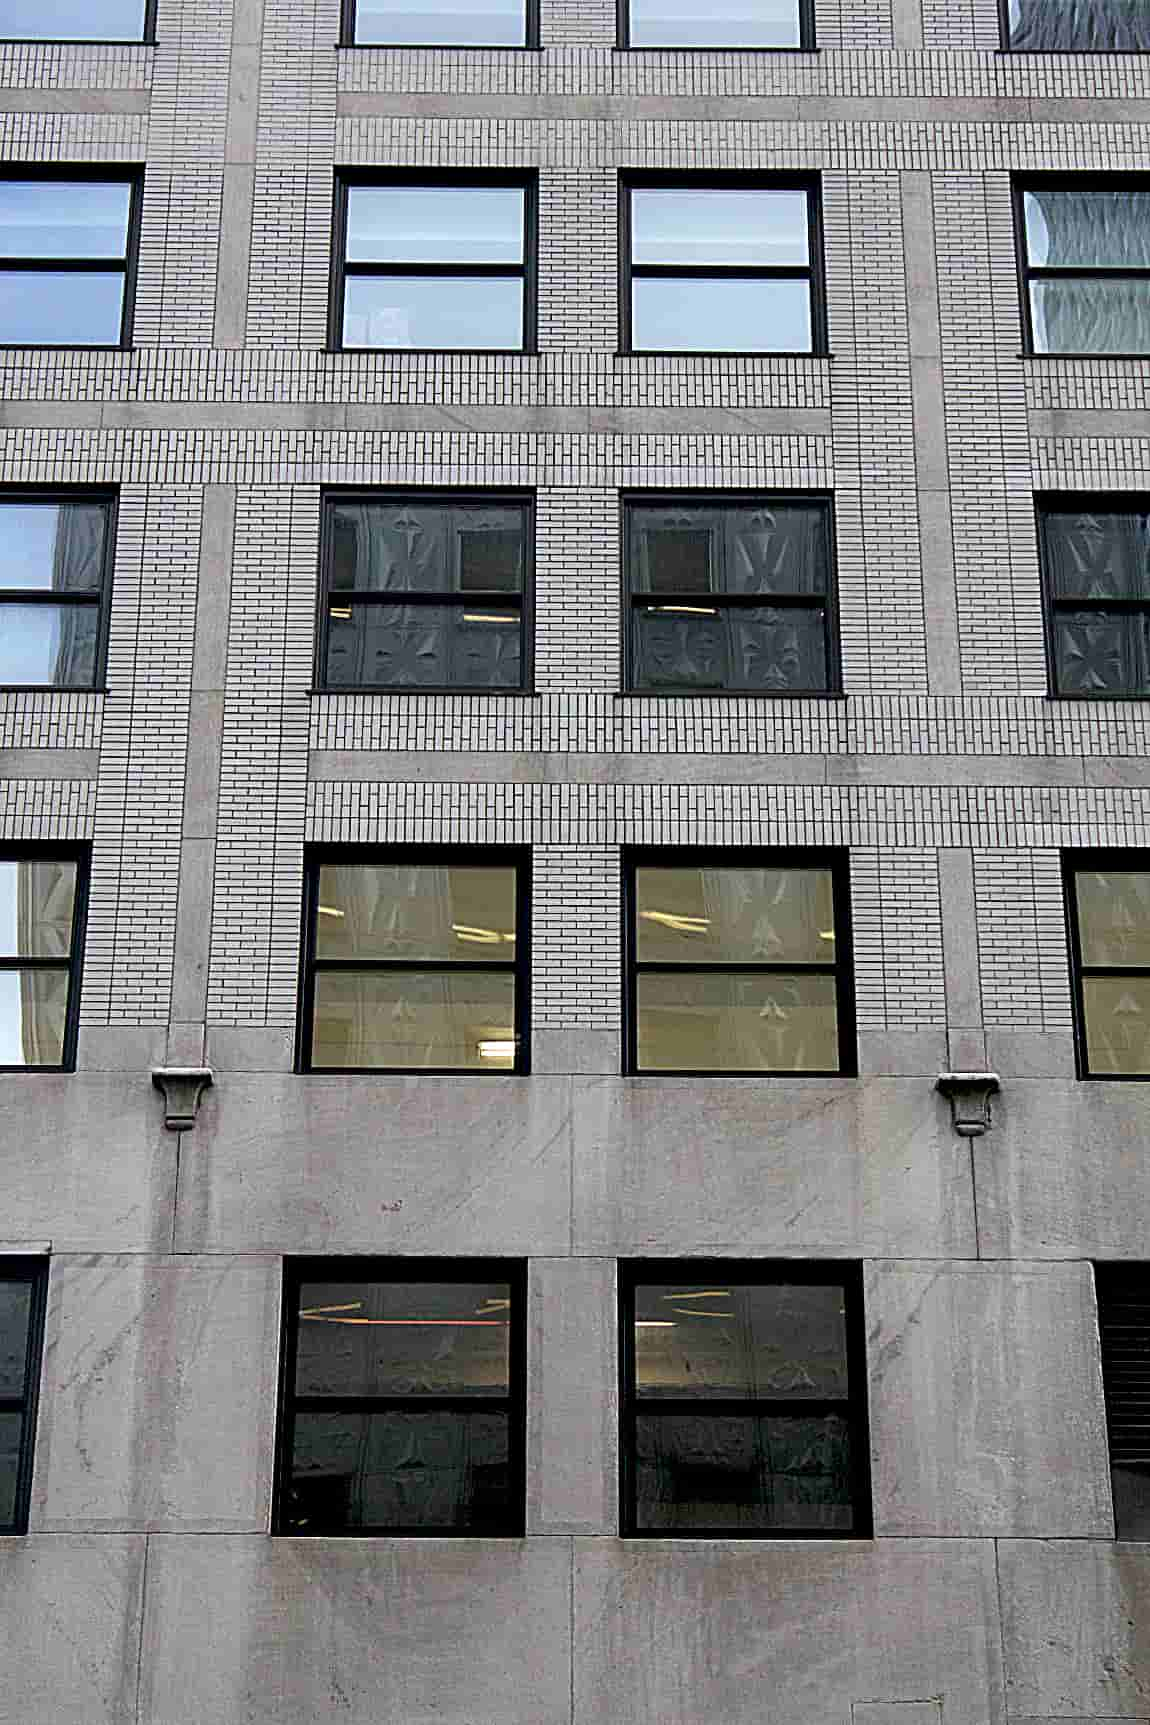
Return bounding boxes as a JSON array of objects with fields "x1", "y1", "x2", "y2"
[
  {"x1": 330, "y1": 346, "x2": 538, "y2": 358},
  {"x1": 613, "y1": 43, "x2": 821, "y2": 53},
  {"x1": 0, "y1": 36, "x2": 153, "y2": 45},
  {"x1": 337, "y1": 39, "x2": 541, "y2": 50},
  {"x1": 311, "y1": 686, "x2": 538, "y2": 698},
  {"x1": 623, "y1": 1068, "x2": 858, "y2": 1079},
  {"x1": 0, "y1": 684, "x2": 106, "y2": 695},
  {"x1": 1020, "y1": 351, "x2": 1150, "y2": 361},
  {"x1": 614, "y1": 687, "x2": 844, "y2": 700},
  {"x1": 617, "y1": 349, "x2": 831, "y2": 360}
]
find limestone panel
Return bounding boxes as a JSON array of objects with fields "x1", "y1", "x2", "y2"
[
  {"x1": 528, "y1": 1256, "x2": 617, "y2": 1535},
  {"x1": 573, "y1": 1538, "x2": 1005, "y2": 1725},
  {"x1": 138, "y1": 1535, "x2": 572, "y2": 1725},
  {"x1": 999, "y1": 1541, "x2": 1150, "y2": 1720},
  {"x1": 867, "y1": 1261, "x2": 1113, "y2": 1537}
]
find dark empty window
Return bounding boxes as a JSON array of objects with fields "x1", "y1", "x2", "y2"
[
  {"x1": 0, "y1": 847, "x2": 87, "y2": 1070},
  {"x1": 334, "y1": 175, "x2": 533, "y2": 352},
  {"x1": 624, "y1": 496, "x2": 836, "y2": 694},
  {"x1": 320, "y1": 494, "x2": 530, "y2": 691},
  {"x1": 1066, "y1": 854, "x2": 1150, "y2": 1078},
  {"x1": 1096, "y1": 1265, "x2": 1150, "y2": 1537},
  {"x1": 1041, "y1": 500, "x2": 1150, "y2": 698},
  {"x1": 624, "y1": 178, "x2": 823, "y2": 355},
  {"x1": 275, "y1": 1259, "x2": 526, "y2": 1536},
  {"x1": 344, "y1": 0, "x2": 533, "y2": 45},
  {"x1": 1005, "y1": 0, "x2": 1150, "y2": 50},
  {"x1": 0, "y1": 1259, "x2": 47, "y2": 1535},
  {"x1": 0, "y1": 172, "x2": 140, "y2": 348},
  {"x1": 299, "y1": 850, "x2": 529, "y2": 1073},
  {"x1": 0, "y1": 0, "x2": 153, "y2": 39},
  {"x1": 0, "y1": 493, "x2": 114, "y2": 689},
  {"x1": 620, "y1": 1261, "x2": 870, "y2": 1536},
  {"x1": 1017, "y1": 181, "x2": 1150, "y2": 356},
  {"x1": 624, "y1": 850, "x2": 855, "y2": 1075},
  {"x1": 625, "y1": 0, "x2": 809, "y2": 47}
]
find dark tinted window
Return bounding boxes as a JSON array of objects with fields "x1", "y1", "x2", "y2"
[
  {"x1": 0, "y1": 1260, "x2": 47, "y2": 1535},
  {"x1": 625, "y1": 497, "x2": 836, "y2": 694},
  {"x1": 1041, "y1": 502, "x2": 1150, "y2": 698},
  {"x1": 1096, "y1": 1265, "x2": 1150, "y2": 1537},
  {"x1": 276, "y1": 1260, "x2": 526, "y2": 1535},
  {"x1": 620, "y1": 1262, "x2": 870, "y2": 1536},
  {"x1": 320, "y1": 495, "x2": 530, "y2": 691}
]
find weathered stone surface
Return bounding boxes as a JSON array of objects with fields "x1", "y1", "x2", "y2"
[
  {"x1": 999, "y1": 1541, "x2": 1150, "y2": 1721},
  {"x1": 528, "y1": 1256, "x2": 617, "y2": 1534}
]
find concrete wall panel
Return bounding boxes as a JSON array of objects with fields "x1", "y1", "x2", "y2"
[
  {"x1": 868, "y1": 1261, "x2": 1113, "y2": 1537},
  {"x1": 0, "y1": 1534, "x2": 145, "y2": 1725},
  {"x1": 573, "y1": 1538, "x2": 1005, "y2": 1725},
  {"x1": 999, "y1": 1541, "x2": 1150, "y2": 1720},
  {"x1": 573, "y1": 1078, "x2": 976, "y2": 1257},
  {"x1": 138, "y1": 1534, "x2": 573, "y2": 1725},
  {"x1": 529, "y1": 1255, "x2": 617, "y2": 1535},
  {"x1": 31, "y1": 1254, "x2": 279, "y2": 1533}
]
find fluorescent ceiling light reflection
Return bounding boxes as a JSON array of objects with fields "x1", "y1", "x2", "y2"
[
  {"x1": 478, "y1": 1038, "x2": 516, "y2": 1061},
  {"x1": 317, "y1": 906, "x2": 346, "y2": 918},
  {"x1": 639, "y1": 911, "x2": 710, "y2": 934}
]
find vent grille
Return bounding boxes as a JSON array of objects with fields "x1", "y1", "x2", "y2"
[{"x1": 1097, "y1": 1267, "x2": 1150, "y2": 1467}]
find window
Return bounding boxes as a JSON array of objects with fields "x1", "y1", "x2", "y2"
[
  {"x1": 1040, "y1": 498, "x2": 1150, "y2": 698},
  {"x1": 623, "y1": 495, "x2": 837, "y2": 694},
  {"x1": 299, "y1": 849, "x2": 530, "y2": 1073},
  {"x1": 623, "y1": 0, "x2": 810, "y2": 48},
  {"x1": 622, "y1": 176, "x2": 824, "y2": 356},
  {"x1": 0, "y1": 170, "x2": 140, "y2": 349},
  {"x1": 619, "y1": 1261, "x2": 870, "y2": 1537},
  {"x1": 343, "y1": 0, "x2": 534, "y2": 46},
  {"x1": 1066, "y1": 854, "x2": 1150, "y2": 1078},
  {"x1": 318, "y1": 493, "x2": 531, "y2": 692},
  {"x1": 1016, "y1": 180, "x2": 1150, "y2": 357},
  {"x1": 1096, "y1": 1264, "x2": 1150, "y2": 1538},
  {"x1": 0, "y1": 0, "x2": 153, "y2": 41},
  {"x1": 333, "y1": 174, "x2": 534, "y2": 352},
  {"x1": 0, "y1": 1258, "x2": 47, "y2": 1535},
  {"x1": 1004, "y1": 0, "x2": 1149, "y2": 51},
  {"x1": 0, "y1": 491, "x2": 114, "y2": 690},
  {"x1": 0, "y1": 847, "x2": 87, "y2": 1070},
  {"x1": 623, "y1": 850, "x2": 855, "y2": 1075},
  {"x1": 275, "y1": 1259, "x2": 526, "y2": 1536}
]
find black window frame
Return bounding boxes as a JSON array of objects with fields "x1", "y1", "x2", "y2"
[
  {"x1": 1095, "y1": 1262, "x2": 1150, "y2": 1539},
  {"x1": 620, "y1": 489, "x2": 840, "y2": 698},
  {"x1": 0, "y1": 485, "x2": 116, "y2": 694},
  {"x1": 329, "y1": 168, "x2": 538, "y2": 356},
  {"x1": 0, "y1": 1255, "x2": 48, "y2": 1536},
  {"x1": 297, "y1": 844, "x2": 532, "y2": 1075},
  {"x1": 0, "y1": 0, "x2": 156, "y2": 44},
  {"x1": 623, "y1": 845, "x2": 857, "y2": 1078},
  {"x1": 618, "y1": 1258, "x2": 872, "y2": 1540},
  {"x1": 0, "y1": 841, "x2": 89, "y2": 1074},
  {"x1": 1013, "y1": 174, "x2": 1150, "y2": 361},
  {"x1": 617, "y1": 0, "x2": 813, "y2": 50},
  {"x1": 998, "y1": 0, "x2": 1150, "y2": 52},
  {"x1": 1038, "y1": 492, "x2": 1150, "y2": 701},
  {"x1": 0, "y1": 164, "x2": 143, "y2": 351},
  {"x1": 1064, "y1": 848, "x2": 1150, "y2": 1082},
  {"x1": 315, "y1": 487, "x2": 535, "y2": 696},
  {"x1": 619, "y1": 172, "x2": 827, "y2": 359},
  {"x1": 273, "y1": 1255, "x2": 528, "y2": 1538},
  {"x1": 339, "y1": 0, "x2": 539, "y2": 48}
]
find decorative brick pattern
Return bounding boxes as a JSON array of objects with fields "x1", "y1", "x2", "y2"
[{"x1": 974, "y1": 847, "x2": 1074, "y2": 1031}]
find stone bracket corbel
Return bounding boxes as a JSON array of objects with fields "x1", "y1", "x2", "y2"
[
  {"x1": 151, "y1": 1067, "x2": 214, "y2": 1131},
  {"x1": 935, "y1": 1071, "x2": 1001, "y2": 1138}
]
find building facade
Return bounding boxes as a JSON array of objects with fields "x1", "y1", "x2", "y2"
[{"x1": 2, "y1": 0, "x2": 1150, "y2": 1719}]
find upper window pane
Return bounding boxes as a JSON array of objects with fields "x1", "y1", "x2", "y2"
[
  {"x1": 0, "y1": 0, "x2": 147, "y2": 39},
  {"x1": 0, "y1": 1280, "x2": 30, "y2": 1397},
  {"x1": 0, "y1": 181, "x2": 132, "y2": 261},
  {"x1": 295, "y1": 1279, "x2": 512, "y2": 1397},
  {"x1": 1024, "y1": 189, "x2": 1150, "y2": 271},
  {"x1": 1007, "y1": 0, "x2": 1150, "y2": 51},
  {"x1": 1043, "y1": 508, "x2": 1150, "y2": 602},
  {"x1": 1075, "y1": 869, "x2": 1150, "y2": 967},
  {"x1": 0, "y1": 859, "x2": 77, "y2": 959},
  {"x1": 635, "y1": 865, "x2": 834, "y2": 965},
  {"x1": 628, "y1": 0, "x2": 803, "y2": 47},
  {"x1": 350, "y1": 0, "x2": 527, "y2": 44},
  {"x1": 0, "y1": 502, "x2": 108, "y2": 593},
  {"x1": 346, "y1": 186, "x2": 524, "y2": 266},
  {"x1": 634, "y1": 1281, "x2": 848, "y2": 1399},
  {"x1": 328, "y1": 500, "x2": 525, "y2": 595},
  {"x1": 631, "y1": 189, "x2": 809, "y2": 268},
  {"x1": 314, "y1": 862, "x2": 517, "y2": 961}
]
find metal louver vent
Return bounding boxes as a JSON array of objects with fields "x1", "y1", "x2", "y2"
[{"x1": 1098, "y1": 1271, "x2": 1150, "y2": 1466}]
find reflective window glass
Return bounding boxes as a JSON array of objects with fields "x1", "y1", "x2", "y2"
[
  {"x1": 628, "y1": 0, "x2": 804, "y2": 46},
  {"x1": 0, "y1": 176, "x2": 137, "y2": 347},
  {"x1": 0, "y1": 181, "x2": 133, "y2": 260},
  {"x1": 631, "y1": 189, "x2": 808, "y2": 267},
  {"x1": 302, "y1": 852, "x2": 527, "y2": 1072},
  {"x1": 621, "y1": 1264, "x2": 869, "y2": 1537},
  {"x1": 0, "y1": 1262, "x2": 46, "y2": 1536},
  {"x1": 1019, "y1": 184, "x2": 1150, "y2": 356},
  {"x1": 350, "y1": 0, "x2": 528, "y2": 44},
  {"x1": 0, "y1": 497, "x2": 112, "y2": 688},
  {"x1": 346, "y1": 186, "x2": 524, "y2": 265},
  {"x1": 1007, "y1": 0, "x2": 1150, "y2": 52},
  {"x1": 626, "y1": 854, "x2": 852, "y2": 1075},
  {"x1": 0, "y1": 0, "x2": 148, "y2": 39},
  {"x1": 0, "y1": 851, "x2": 85, "y2": 1070},
  {"x1": 1069, "y1": 858, "x2": 1150, "y2": 1077},
  {"x1": 277, "y1": 1261, "x2": 526, "y2": 1536}
]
